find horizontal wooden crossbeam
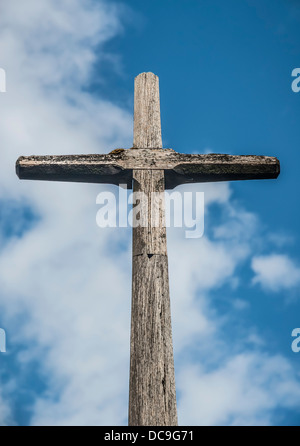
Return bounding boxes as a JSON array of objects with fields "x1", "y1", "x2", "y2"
[{"x1": 16, "y1": 149, "x2": 280, "y2": 189}]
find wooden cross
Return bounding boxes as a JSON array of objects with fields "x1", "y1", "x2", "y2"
[{"x1": 16, "y1": 72, "x2": 280, "y2": 426}]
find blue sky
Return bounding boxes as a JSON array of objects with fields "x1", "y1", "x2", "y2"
[{"x1": 0, "y1": 0, "x2": 300, "y2": 426}]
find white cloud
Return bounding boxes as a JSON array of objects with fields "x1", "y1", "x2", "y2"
[
  {"x1": 178, "y1": 352, "x2": 300, "y2": 426},
  {"x1": 251, "y1": 254, "x2": 300, "y2": 292},
  {"x1": 0, "y1": 391, "x2": 12, "y2": 426},
  {"x1": 0, "y1": 0, "x2": 133, "y2": 426}
]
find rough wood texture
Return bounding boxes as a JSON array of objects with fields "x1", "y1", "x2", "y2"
[
  {"x1": 130, "y1": 254, "x2": 177, "y2": 425},
  {"x1": 129, "y1": 72, "x2": 177, "y2": 425},
  {"x1": 133, "y1": 73, "x2": 162, "y2": 149},
  {"x1": 16, "y1": 151, "x2": 280, "y2": 189},
  {"x1": 129, "y1": 169, "x2": 177, "y2": 426},
  {"x1": 132, "y1": 170, "x2": 167, "y2": 256}
]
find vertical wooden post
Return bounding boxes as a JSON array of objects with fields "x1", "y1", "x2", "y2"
[
  {"x1": 128, "y1": 73, "x2": 178, "y2": 426},
  {"x1": 132, "y1": 72, "x2": 163, "y2": 149}
]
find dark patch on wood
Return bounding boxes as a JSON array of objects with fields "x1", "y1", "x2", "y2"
[{"x1": 109, "y1": 148, "x2": 125, "y2": 155}]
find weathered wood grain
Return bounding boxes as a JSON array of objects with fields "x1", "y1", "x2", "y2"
[
  {"x1": 132, "y1": 169, "x2": 167, "y2": 256},
  {"x1": 129, "y1": 73, "x2": 177, "y2": 425},
  {"x1": 16, "y1": 154, "x2": 132, "y2": 187},
  {"x1": 130, "y1": 253, "x2": 177, "y2": 426},
  {"x1": 133, "y1": 73, "x2": 163, "y2": 149},
  {"x1": 16, "y1": 151, "x2": 280, "y2": 189},
  {"x1": 129, "y1": 169, "x2": 177, "y2": 426}
]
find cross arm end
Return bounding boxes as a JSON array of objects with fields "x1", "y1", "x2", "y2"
[
  {"x1": 165, "y1": 154, "x2": 280, "y2": 189},
  {"x1": 15, "y1": 154, "x2": 132, "y2": 187}
]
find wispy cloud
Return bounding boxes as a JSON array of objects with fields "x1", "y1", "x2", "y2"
[
  {"x1": 178, "y1": 352, "x2": 300, "y2": 426},
  {"x1": 251, "y1": 254, "x2": 300, "y2": 292},
  {"x1": 0, "y1": 390, "x2": 12, "y2": 426},
  {"x1": 0, "y1": 0, "x2": 133, "y2": 425}
]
